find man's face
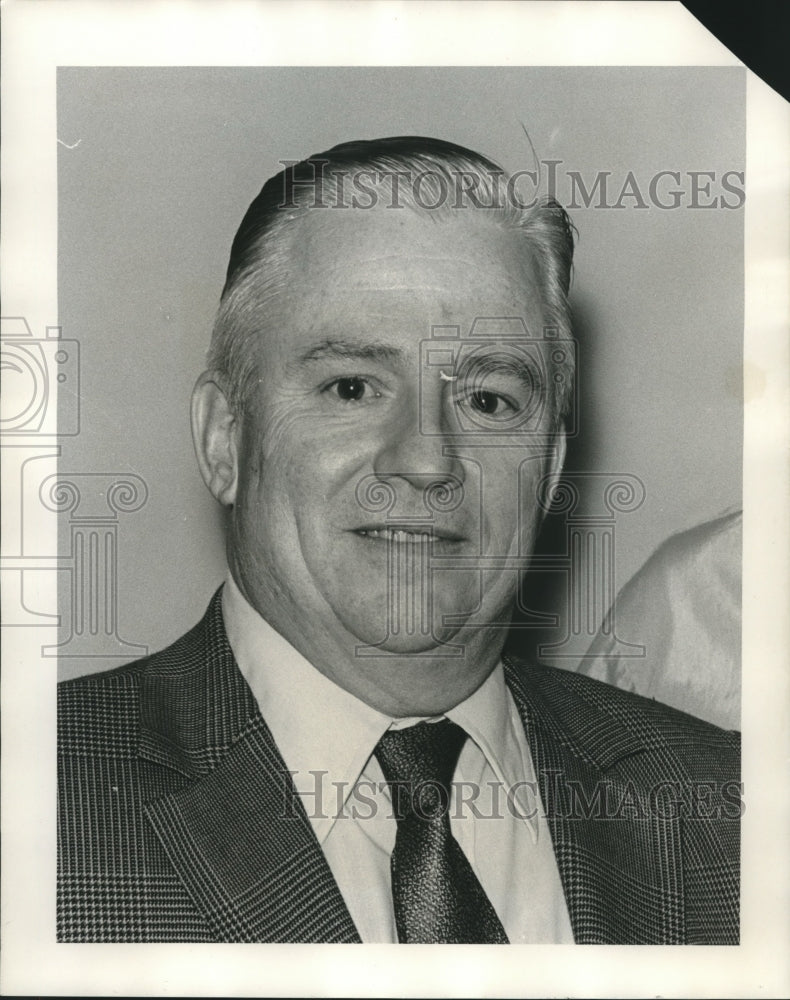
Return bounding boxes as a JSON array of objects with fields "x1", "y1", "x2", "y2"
[{"x1": 228, "y1": 204, "x2": 564, "y2": 672}]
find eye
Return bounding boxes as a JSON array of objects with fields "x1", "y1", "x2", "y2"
[
  {"x1": 336, "y1": 377, "x2": 365, "y2": 401},
  {"x1": 468, "y1": 390, "x2": 509, "y2": 416},
  {"x1": 323, "y1": 376, "x2": 380, "y2": 403},
  {"x1": 456, "y1": 387, "x2": 518, "y2": 421}
]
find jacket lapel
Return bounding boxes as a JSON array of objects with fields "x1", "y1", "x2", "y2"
[
  {"x1": 504, "y1": 656, "x2": 686, "y2": 944},
  {"x1": 138, "y1": 590, "x2": 361, "y2": 943}
]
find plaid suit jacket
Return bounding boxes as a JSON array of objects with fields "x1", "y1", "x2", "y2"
[{"x1": 58, "y1": 589, "x2": 740, "y2": 943}]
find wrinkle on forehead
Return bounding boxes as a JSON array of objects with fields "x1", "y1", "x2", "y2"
[{"x1": 284, "y1": 204, "x2": 536, "y2": 288}]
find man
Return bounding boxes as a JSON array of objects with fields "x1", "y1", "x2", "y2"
[{"x1": 58, "y1": 136, "x2": 740, "y2": 944}]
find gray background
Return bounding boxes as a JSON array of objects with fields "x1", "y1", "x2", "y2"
[{"x1": 56, "y1": 66, "x2": 744, "y2": 679}]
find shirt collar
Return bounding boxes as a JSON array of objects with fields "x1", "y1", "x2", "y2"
[
  {"x1": 447, "y1": 664, "x2": 522, "y2": 790},
  {"x1": 221, "y1": 573, "x2": 537, "y2": 842}
]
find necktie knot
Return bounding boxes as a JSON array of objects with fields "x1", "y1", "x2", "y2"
[{"x1": 375, "y1": 719, "x2": 466, "y2": 822}]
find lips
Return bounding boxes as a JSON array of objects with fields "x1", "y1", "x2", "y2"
[{"x1": 352, "y1": 524, "x2": 465, "y2": 544}]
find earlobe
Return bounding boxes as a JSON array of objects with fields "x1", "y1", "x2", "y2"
[
  {"x1": 549, "y1": 429, "x2": 567, "y2": 485},
  {"x1": 191, "y1": 372, "x2": 239, "y2": 506}
]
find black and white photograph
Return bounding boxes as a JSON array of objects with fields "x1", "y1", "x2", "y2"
[{"x1": 2, "y1": 2, "x2": 788, "y2": 997}]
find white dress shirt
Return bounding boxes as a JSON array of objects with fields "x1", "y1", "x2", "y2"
[{"x1": 222, "y1": 574, "x2": 573, "y2": 943}]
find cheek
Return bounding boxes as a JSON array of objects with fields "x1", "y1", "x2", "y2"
[
  {"x1": 482, "y1": 494, "x2": 521, "y2": 550},
  {"x1": 252, "y1": 448, "x2": 360, "y2": 544},
  {"x1": 294, "y1": 429, "x2": 379, "y2": 504},
  {"x1": 233, "y1": 423, "x2": 293, "y2": 541},
  {"x1": 480, "y1": 453, "x2": 548, "y2": 547}
]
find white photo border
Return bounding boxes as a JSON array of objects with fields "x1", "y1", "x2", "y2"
[{"x1": 2, "y1": 2, "x2": 788, "y2": 997}]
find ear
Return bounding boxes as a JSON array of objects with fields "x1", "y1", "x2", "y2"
[
  {"x1": 543, "y1": 428, "x2": 567, "y2": 511},
  {"x1": 191, "y1": 371, "x2": 239, "y2": 506}
]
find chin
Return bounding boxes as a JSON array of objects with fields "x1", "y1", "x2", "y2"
[
  {"x1": 334, "y1": 599, "x2": 472, "y2": 656},
  {"x1": 357, "y1": 629, "x2": 463, "y2": 657}
]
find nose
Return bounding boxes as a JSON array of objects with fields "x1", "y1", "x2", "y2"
[{"x1": 372, "y1": 384, "x2": 465, "y2": 492}]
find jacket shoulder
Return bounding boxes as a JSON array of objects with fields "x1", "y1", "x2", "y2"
[
  {"x1": 57, "y1": 594, "x2": 220, "y2": 753},
  {"x1": 504, "y1": 654, "x2": 740, "y2": 767},
  {"x1": 58, "y1": 656, "x2": 149, "y2": 758}
]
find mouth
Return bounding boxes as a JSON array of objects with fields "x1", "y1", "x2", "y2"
[{"x1": 351, "y1": 524, "x2": 465, "y2": 544}]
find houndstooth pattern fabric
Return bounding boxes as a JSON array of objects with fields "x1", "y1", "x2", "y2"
[
  {"x1": 58, "y1": 588, "x2": 740, "y2": 943},
  {"x1": 503, "y1": 654, "x2": 740, "y2": 944}
]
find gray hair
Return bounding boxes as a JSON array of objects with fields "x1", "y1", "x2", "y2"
[{"x1": 208, "y1": 136, "x2": 576, "y2": 426}]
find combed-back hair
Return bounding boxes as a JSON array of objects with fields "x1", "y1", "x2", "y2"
[{"x1": 208, "y1": 136, "x2": 576, "y2": 425}]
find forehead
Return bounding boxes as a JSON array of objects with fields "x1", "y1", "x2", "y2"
[{"x1": 257, "y1": 204, "x2": 546, "y2": 357}]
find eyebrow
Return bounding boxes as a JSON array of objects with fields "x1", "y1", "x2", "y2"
[{"x1": 288, "y1": 338, "x2": 406, "y2": 371}]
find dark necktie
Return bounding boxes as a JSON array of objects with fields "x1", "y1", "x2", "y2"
[{"x1": 374, "y1": 718, "x2": 509, "y2": 944}]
